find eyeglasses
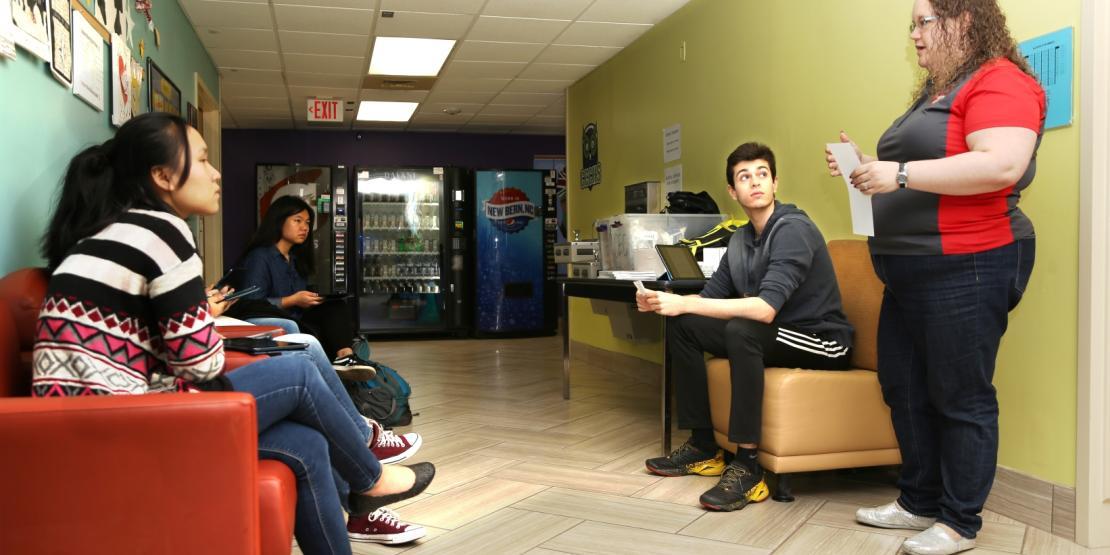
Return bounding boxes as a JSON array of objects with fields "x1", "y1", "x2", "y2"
[{"x1": 909, "y1": 15, "x2": 940, "y2": 33}]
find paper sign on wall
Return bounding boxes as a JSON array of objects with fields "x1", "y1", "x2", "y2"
[
  {"x1": 1019, "y1": 27, "x2": 1073, "y2": 130},
  {"x1": 664, "y1": 164, "x2": 682, "y2": 196},
  {"x1": 71, "y1": 9, "x2": 104, "y2": 111},
  {"x1": 663, "y1": 124, "x2": 681, "y2": 163}
]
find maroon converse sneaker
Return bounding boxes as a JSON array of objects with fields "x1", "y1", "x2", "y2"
[
  {"x1": 368, "y1": 418, "x2": 422, "y2": 464},
  {"x1": 347, "y1": 508, "x2": 426, "y2": 544}
]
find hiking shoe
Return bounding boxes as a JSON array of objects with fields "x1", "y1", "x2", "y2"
[
  {"x1": 332, "y1": 355, "x2": 377, "y2": 382},
  {"x1": 645, "y1": 440, "x2": 726, "y2": 477},
  {"x1": 369, "y1": 418, "x2": 422, "y2": 464},
  {"x1": 347, "y1": 508, "x2": 426, "y2": 545},
  {"x1": 698, "y1": 460, "x2": 770, "y2": 511}
]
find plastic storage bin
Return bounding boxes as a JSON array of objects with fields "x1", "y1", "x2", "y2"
[{"x1": 595, "y1": 214, "x2": 725, "y2": 274}]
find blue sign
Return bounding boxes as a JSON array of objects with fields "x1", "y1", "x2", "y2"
[{"x1": 1019, "y1": 27, "x2": 1073, "y2": 129}]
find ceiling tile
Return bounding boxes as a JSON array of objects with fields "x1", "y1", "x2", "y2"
[
  {"x1": 554, "y1": 21, "x2": 650, "y2": 47},
  {"x1": 578, "y1": 0, "x2": 689, "y2": 24},
  {"x1": 433, "y1": 77, "x2": 511, "y2": 93},
  {"x1": 182, "y1": 1, "x2": 273, "y2": 28},
  {"x1": 279, "y1": 31, "x2": 370, "y2": 56},
  {"x1": 512, "y1": 125, "x2": 564, "y2": 135},
  {"x1": 517, "y1": 62, "x2": 594, "y2": 81},
  {"x1": 480, "y1": 0, "x2": 592, "y2": 20},
  {"x1": 285, "y1": 72, "x2": 362, "y2": 88},
  {"x1": 220, "y1": 67, "x2": 285, "y2": 84},
  {"x1": 418, "y1": 102, "x2": 484, "y2": 115},
  {"x1": 222, "y1": 82, "x2": 289, "y2": 97},
  {"x1": 374, "y1": 11, "x2": 474, "y2": 40},
  {"x1": 535, "y1": 44, "x2": 620, "y2": 65},
  {"x1": 286, "y1": 86, "x2": 360, "y2": 100},
  {"x1": 478, "y1": 104, "x2": 543, "y2": 116},
  {"x1": 453, "y1": 40, "x2": 544, "y2": 63},
  {"x1": 490, "y1": 91, "x2": 559, "y2": 105},
  {"x1": 539, "y1": 97, "x2": 566, "y2": 115},
  {"x1": 469, "y1": 113, "x2": 529, "y2": 124},
  {"x1": 380, "y1": 0, "x2": 483, "y2": 13},
  {"x1": 209, "y1": 49, "x2": 282, "y2": 70},
  {"x1": 467, "y1": 16, "x2": 570, "y2": 43},
  {"x1": 424, "y1": 89, "x2": 498, "y2": 104},
  {"x1": 283, "y1": 53, "x2": 365, "y2": 74},
  {"x1": 527, "y1": 115, "x2": 565, "y2": 126},
  {"x1": 274, "y1": 4, "x2": 372, "y2": 34},
  {"x1": 198, "y1": 27, "x2": 278, "y2": 50},
  {"x1": 274, "y1": 0, "x2": 374, "y2": 8},
  {"x1": 224, "y1": 96, "x2": 291, "y2": 111},
  {"x1": 440, "y1": 60, "x2": 526, "y2": 80},
  {"x1": 502, "y1": 79, "x2": 571, "y2": 93},
  {"x1": 358, "y1": 89, "x2": 430, "y2": 102},
  {"x1": 411, "y1": 112, "x2": 475, "y2": 124}
]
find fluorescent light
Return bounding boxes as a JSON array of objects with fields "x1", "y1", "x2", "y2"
[
  {"x1": 369, "y1": 37, "x2": 455, "y2": 77},
  {"x1": 356, "y1": 101, "x2": 419, "y2": 122}
]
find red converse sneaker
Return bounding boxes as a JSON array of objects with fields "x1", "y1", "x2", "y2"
[
  {"x1": 347, "y1": 508, "x2": 426, "y2": 544},
  {"x1": 368, "y1": 418, "x2": 422, "y2": 464}
]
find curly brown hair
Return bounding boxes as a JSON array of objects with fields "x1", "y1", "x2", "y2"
[{"x1": 913, "y1": 0, "x2": 1036, "y2": 100}]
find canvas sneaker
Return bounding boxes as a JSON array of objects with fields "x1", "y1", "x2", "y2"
[
  {"x1": 645, "y1": 440, "x2": 726, "y2": 477},
  {"x1": 368, "y1": 418, "x2": 422, "y2": 464},
  {"x1": 332, "y1": 355, "x2": 377, "y2": 382},
  {"x1": 347, "y1": 508, "x2": 426, "y2": 545},
  {"x1": 698, "y1": 459, "x2": 770, "y2": 511}
]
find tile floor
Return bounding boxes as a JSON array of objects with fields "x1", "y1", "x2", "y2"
[{"x1": 291, "y1": 336, "x2": 1089, "y2": 555}]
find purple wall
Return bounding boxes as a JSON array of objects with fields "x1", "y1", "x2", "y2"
[{"x1": 221, "y1": 129, "x2": 565, "y2": 268}]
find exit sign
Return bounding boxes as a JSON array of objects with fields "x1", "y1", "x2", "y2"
[{"x1": 307, "y1": 98, "x2": 343, "y2": 123}]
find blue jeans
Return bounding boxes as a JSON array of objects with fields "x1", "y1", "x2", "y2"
[
  {"x1": 248, "y1": 317, "x2": 301, "y2": 336},
  {"x1": 226, "y1": 354, "x2": 383, "y2": 555},
  {"x1": 871, "y1": 238, "x2": 1034, "y2": 538}
]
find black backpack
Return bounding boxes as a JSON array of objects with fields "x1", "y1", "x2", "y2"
[{"x1": 664, "y1": 191, "x2": 719, "y2": 214}]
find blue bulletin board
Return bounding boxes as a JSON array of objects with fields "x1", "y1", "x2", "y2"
[{"x1": 1019, "y1": 27, "x2": 1073, "y2": 130}]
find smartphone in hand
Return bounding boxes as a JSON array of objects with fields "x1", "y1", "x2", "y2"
[
  {"x1": 218, "y1": 285, "x2": 262, "y2": 303},
  {"x1": 215, "y1": 267, "x2": 242, "y2": 289}
]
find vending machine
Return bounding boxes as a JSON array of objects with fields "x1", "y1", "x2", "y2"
[
  {"x1": 472, "y1": 169, "x2": 557, "y2": 336},
  {"x1": 255, "y1": 164, "x2": 351, "y2": 297},
  {"x1": 353, "y1": 167, "x2": 472, "y2": 335}
]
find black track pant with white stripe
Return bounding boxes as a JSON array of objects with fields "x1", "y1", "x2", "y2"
[{"x1": 668, "y1": 314, "x2": 851, "y2": 445}]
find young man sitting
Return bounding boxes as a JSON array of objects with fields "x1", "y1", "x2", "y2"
[{"x1": 637, "y1": 142, "x2": 853, "y2": 511}]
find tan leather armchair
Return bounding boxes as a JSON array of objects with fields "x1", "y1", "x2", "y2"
[{"x1": 706, "y1": 240, "x2": 900, "y2": 500}]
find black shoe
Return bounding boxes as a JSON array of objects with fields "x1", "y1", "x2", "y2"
[
  {"x1": 332, "y1": 355, "x2": 378, "y2": 382},
  {"x1": 349, "y1": 462, "x2": 436, "y2": 517},
  {"x1": 699, "y1": 460, "x2": 770, "y2": 511},
  {"x1": 645, "y1": 440, "x2": 726, "y2": 477}
]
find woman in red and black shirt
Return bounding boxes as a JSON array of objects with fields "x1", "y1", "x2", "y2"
[{"x1": 826, "y1": 1, "x2": 1045, "y2": 554}]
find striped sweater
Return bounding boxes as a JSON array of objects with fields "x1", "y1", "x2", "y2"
[{"x1": 32, "y1": 209, "x2": 225, "y2": 396}]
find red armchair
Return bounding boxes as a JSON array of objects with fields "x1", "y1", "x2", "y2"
[{"x1": 0, "y1": 269, "x2": 296, "y2": 555}]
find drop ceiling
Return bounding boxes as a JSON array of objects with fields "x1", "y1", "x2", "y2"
[{"x1": 181, "y1": 0, "x2": 690, "y2": 134}]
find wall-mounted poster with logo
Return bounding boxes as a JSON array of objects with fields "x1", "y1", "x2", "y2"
[{"x1": 580, "y1": 122, "x2": 601, "y2": 190}]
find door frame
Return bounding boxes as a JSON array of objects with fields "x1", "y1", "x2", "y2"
[
  {"x1": 195, "y1": 75, "x2": 223, "y2": 285},
  {"x1": 1076, "y1": 0, "x2": 1110, "y2": 547}
]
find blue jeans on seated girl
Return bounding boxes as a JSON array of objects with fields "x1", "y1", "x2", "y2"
[
  {"x1": 248, "y1": 316, "x2": 301, "y2": 336},
  {"x1": 225, "y1": 354, "x2": 382, "y2": 555}
]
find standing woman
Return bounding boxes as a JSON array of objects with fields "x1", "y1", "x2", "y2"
[
  {"x1": 238, "y1": 195, "x2": 369, "y2": 371},
  {"x1": 825, "y1": 1, "x2": 1044, "y2": 554}
]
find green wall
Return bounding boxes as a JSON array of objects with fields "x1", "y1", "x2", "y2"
[
  {"x1": 0, "y1": 0, "x2": 217, "y2": 273},
  {"x1": 567, "y1": 0, "x2": 1081, "y2": 486}
]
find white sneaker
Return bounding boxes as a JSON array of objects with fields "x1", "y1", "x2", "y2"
[
  {"x1": 855, "y1": 500, "x2": 936, "y2": 530},
  {"x1": 902, "y1": 524, "x2": 976, "y2": 555}
]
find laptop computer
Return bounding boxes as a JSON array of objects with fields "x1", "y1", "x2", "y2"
[{"x1": 655, "y1": 244, "x2": 710, "y2": 286}]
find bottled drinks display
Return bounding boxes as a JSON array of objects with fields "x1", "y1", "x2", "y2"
[{"x1": 359, "y1": 184, "x2": 442, "y2": 300}]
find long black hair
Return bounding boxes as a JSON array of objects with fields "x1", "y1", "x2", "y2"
[
  {"x1": 242, "y1": 195, "x2": 316, "y2": 277},
  {"x1": 41, "y1": 112, "x2": 192, "y2": 269}
]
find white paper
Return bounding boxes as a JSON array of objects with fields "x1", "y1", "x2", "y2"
[
  {"x1": 110, "y1": 36, "x2": 131, "y2": 125},
  {"x1": 72, "y1": 10, "x2": 104, "y2": 111},
  {"x1": 663, "y1": 123, "x2": 681, "y2": 163},
  {"x1": 827, "y1": 143, "x2": 874, "y2": 237},
  {"x1": 0, "y1": 0, "x2": 16, "y2": 60},
  {"x1": 663, "y1": 164, "x2": 682, "y2": 195},
  {"x1": 9, "y1": 0, "x2": 51, "y2": 61},
  {"x1": 702, "y1": 247, "x2": 726, "y2": 270}
]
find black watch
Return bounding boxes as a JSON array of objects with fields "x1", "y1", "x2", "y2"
[{"x1": 896, "y1": 162, "x2": 909, "y2": 189}]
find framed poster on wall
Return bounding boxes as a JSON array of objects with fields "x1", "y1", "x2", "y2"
[{"x1": 147, "y1": 58, "x2": 181, "y2": 116}]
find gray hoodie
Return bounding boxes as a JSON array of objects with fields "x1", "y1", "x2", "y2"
[{"x1": 699, "y1": 202, "x2": 853, "y2": 349}]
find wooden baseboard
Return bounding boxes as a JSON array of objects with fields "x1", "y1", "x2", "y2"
[{"x1": 569, "y1": 340, "x2": 662, "y2": 387}]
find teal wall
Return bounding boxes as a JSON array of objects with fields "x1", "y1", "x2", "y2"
[{"x1": 0, "y1": 0, "x2": 217, "y2": 273}]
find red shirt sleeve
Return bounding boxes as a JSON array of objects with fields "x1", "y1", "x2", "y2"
[{"x1": 961, "y1": 61, "x2": 1046, "y2": 134}]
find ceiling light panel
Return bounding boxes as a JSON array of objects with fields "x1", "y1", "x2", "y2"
[
  {"x1": 467, "y1": 16, "x2": 571, "y2": 43},
  {"x1": 357, "y1": 101, "x2": 420, "y2": 121},
  {"x1": 369, "y1": 37, "x2": 456, "y2": 76}
]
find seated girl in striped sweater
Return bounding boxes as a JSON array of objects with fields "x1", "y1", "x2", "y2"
[{"x1": 32, "y1": 112, "x2": 432, "y2": 552}]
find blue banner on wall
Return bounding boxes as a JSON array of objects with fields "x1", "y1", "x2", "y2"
[{"x1": 1019, "y1": 27, "x2": 1073, "y2": 130}]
